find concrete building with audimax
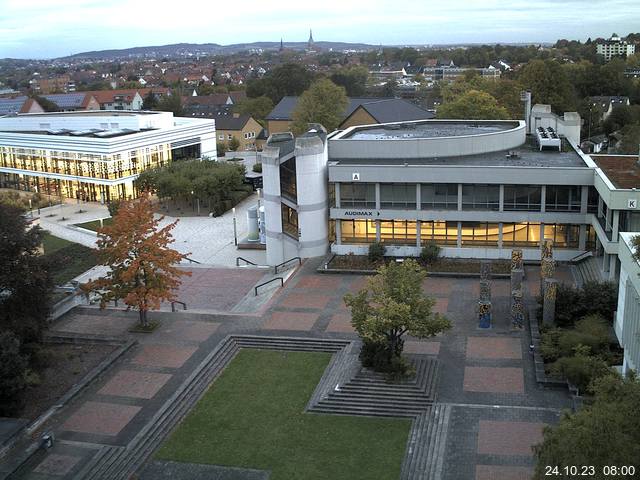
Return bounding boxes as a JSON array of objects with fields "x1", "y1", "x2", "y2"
[{"x1": 0, "y1": 110, "x2": 216, "y2": 202}]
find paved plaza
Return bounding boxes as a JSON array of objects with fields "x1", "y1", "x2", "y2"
[
  {"x1": 35, "y1": 193, "x2": 266, "y2": 269},
  {"x1": 3, "y1": 258, "x2": 576, "y2": 479}
]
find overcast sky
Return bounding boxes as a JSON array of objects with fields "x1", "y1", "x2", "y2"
[{"x1": 1, "y1": 0, "x2": 639, "y2": 59}]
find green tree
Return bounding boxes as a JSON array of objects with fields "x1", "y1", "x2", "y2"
[
  {"x1": 380, "y1": 80, "x2": 397, "y2": 98},
  {"x1": 518, "y1": 59, "x2": 577, "y2": 113},
  {"x1": 142, "y1": 90, "x2": 158, "y2": 110},
  {"x1": 330, "y1": 66, "x2": 368, "y2": 97},
  {"x1": 156, "y1": 94, "x2": 183, "y2": 116},
  {"x1": 216, "y1": 141, "x2": 228, "y2": 157},
  {"x1": 533, "y1": 373, "x2": 640, "y2": 479},
  {"x1": 344, "y1": 259, "x2": 451, "y2": 373},
  {"x1": 0, "y1": 204, "x2": 52, "y2": 346},
  {"x1": 228, "y1": 136, "x2": 240, "y2": 151},
  {"x1": 246, "y1": 63, "x2": 315, "y2": 103},
  {"x1": 291, "y1": 78, "x2": 348, "y2": 134},
  {"x1": 437, "y1": 89, "x2": 510, "y2": 120},
  {"x1": 618, "y1": 124, "x2": 640, "y2": 154},
  {"x1": 0, "y1": 331, "x2": 29, "y2": 416},
  {"x1": 234, "y1": 95, "x2": 274, "y2": 124}
]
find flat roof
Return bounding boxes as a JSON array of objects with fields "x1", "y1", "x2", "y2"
[
  {"x1": 592, "y1": 155, "x2": 640, "y2": 189},
  {"x1": 330, "y1": 136, "x2": 587, "y2": 168},
  {"x1": 343, "y1": 120, "x2": 519, "y2": 140},
  {"x1": 6, "y1": 110, "x2": 160, "y2": 118}
]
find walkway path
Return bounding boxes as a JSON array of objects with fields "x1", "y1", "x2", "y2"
[{"x1": 2, "y1": 259, "x2": 575, "y2": 480}]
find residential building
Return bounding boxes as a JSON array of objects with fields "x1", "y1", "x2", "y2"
[
  {"x1": 40, "y1": 93, "x2": 100, "y2": 112},
  {"x1": 182, "y1": 92, "x2": 247, "y2": 118},
  {"x1": 30, "y1": 75, "x2": 76, "y2": 94},
  {"x1": 0, "y1": 96, "x2": 44, "y2": 115},
  {"x1": 589, "y1": 96, "x2": 630, "y2": 120},
  {"x1": 265, "y1": 96, "x2": 434, "y2": 135},
  {"x1": 596, "y1": 34, "x2": 636, "y2": 61},
  {"x1": 213, "y1": 113, "x2": 263, "y2": 151},
  {"x1": 0, "y1": 111, "x2": 216, "y2": 202},
  {"x1": 87, "y1": 90, "x2": 144, "y2": 110}
]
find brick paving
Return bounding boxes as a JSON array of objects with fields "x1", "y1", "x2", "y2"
[
  {"x1": 263, "y1": 311, "x2": 320, "y2": 331},
  {"x1": 6, "y1": 260, "x2": 578, "y2": 479},
  {"x1": 466, "y1": 337, "x2": 522, "y2": 360},
  {"x1": 477, "y1": 420, "x2": 546, "y2": 456},
  {"x1": 475, "y1": 464, "x2": 534, "y2": 480},
  {"x1": 32, "y1": 454, "x2": 82, "y2": 476},
  {"x1": 98, "y1": 370, "x2": 172, "y2": 399},
  {"x1": 132, "y1": 344, "x2": 198, "y2": 369},
  {"x1": 463, "y1": 366, "x2": 525, "y2": 394},
  {"x1": 62, "y1": 401, "x2": 142, "y2": 436}
]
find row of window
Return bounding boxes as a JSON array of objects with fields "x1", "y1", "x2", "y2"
[
  {"x1": 339, "y1": 219, "x2": 594, "y2": 249},
  {"x1": 217, "y1": 132, "x2": 256, "y2": 141},
  {"x1": 338, "y1": 183, "x2": 597, "y2": 213}
]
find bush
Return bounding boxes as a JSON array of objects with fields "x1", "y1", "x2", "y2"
[
  {"x1": 368, "y1": 242, "x2": 386, "y2": 262},
  {"x1": 252, "y1": 163, "x2": 263, "y2": 173},
  {"x1": 540, "y1": 314, "x2": 611, "y2": 363},
  {"x1": 359, "y1": 339, "x2": 412, "y2": 379},
  {"x1": 216, "y1": 141, "x2": 228, "y2": 157},
  {"x1": 420, "y1": 242, "x2": 441, "y2": 265},
  {"x1": 550, "y1": 281, "x2": 618, "y2": 328},
  {"x1": 228, "y1": 137, "x2": 241, "y2": 151},
  {"x1": 107, "y1": 199, "x2": 121, "y2": 217},
  {"x1": 550, "y1": 347, "x2": 612, "y2": 393},
  {"x1": 0, "y1": 331, "x2": 29, "y2": 416}
]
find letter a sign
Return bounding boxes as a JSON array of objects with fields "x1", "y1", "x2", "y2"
[{"x1": 352, "y1": 172, "x2": 360, "y2": 181}]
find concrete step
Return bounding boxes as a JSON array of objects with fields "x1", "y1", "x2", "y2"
[{"x1": 311, "y1": 404, "x2": 422, "y2": 418}]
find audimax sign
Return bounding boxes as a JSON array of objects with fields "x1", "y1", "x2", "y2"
[{"x1": 344, "y1": 210, "x2": 381, "y2": 217}]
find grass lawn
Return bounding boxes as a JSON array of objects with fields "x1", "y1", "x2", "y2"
[
  {"x1": 42, "y1": 233, "x2": 98, "y2": 285},
  {"x1": 74, "y1": 217, "x2": 112, "y2": 232},
  {"x1": 157, "y1": 349, "x2": 411, "y2": 480}
]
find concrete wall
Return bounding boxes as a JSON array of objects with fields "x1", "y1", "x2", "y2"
[
  {"x1": 261, "y1": 146, "x2": 286, "y2": 266},
  {"x1": 529, "y1": 105, "x2": 581, "y2": 145},
  {"x1": 329, "y1": 120, "x2": 526, "y2": 159}
]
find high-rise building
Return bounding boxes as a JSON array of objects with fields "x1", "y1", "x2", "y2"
[{"x1": 596, "y1": 34, "x2": 635, "y2": 61}]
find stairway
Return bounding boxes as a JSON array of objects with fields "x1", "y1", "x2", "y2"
[
  {"x1": 575, "y1": 256, "x2": 603, "y2": 285},
  {"x1": 309, "y1": 357, "x2": 439, "y2": 418},
  {"x1": 400, "y1": 404, "x2": 452, "y2": 480}
]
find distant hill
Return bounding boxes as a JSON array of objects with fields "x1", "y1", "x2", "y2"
[{"x1": 60, "y1": 41, "x2": 379, "y2": 60}]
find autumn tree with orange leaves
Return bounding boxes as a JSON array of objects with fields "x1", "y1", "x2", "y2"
[{"x1": 83, "y1": 195, "x2": 190, "y2": 327}]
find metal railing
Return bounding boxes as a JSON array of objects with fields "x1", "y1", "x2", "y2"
[
  {"x1": 274, "y1": 256, "x2": 302, "y2": 274},
  {"x1": 255, "y1": 277, "x2": 284, "y2": 296},
  {"x1": 569, "y1": 251, "x2": 593, "y2": 264},
  {"x1": 171, "y1": 301, "x2": 187, "y2": 312},
  {"x1": 236, "y1": 256, "x2": 259, "y2": 266}
]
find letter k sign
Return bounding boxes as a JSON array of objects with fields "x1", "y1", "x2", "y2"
[
  {"x1": 629, "y1": 199, "x2": 637, "y2": 209},
  {"x1": 352, "y1": 172, "x2": 360, "y2": 181}
]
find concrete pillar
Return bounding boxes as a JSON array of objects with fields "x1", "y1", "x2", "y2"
[
  {"x1": 603, "y1": 252, "x2": 610, "y2": 273},
  {"x1": 498, "y1": 223, "x2": 503, "y2": 249},
  {"x1": 499, "y1": 185, "x2": 504, "y2": 212},
  {"x1": 416, "y1": 220, "x2": 421, "y2": 247},
  {"x1": 457, "y1": 221, "x2": 462, "y2": 248},
  {"x1": 609, "y1": 255, "x2": 618, "y2": 280},
  {"x1": 261, "y1": 147, "x2": 285, "y2": 266},
  {"x1": 375, "y1": 220, "x2": 381, "y2": 242},
  {"x1": 375, "y1": 183, "x2": 381, "y2": 210},
  {"x1": 542, "y1": 278, "x2": 558, "y2": 326},
  {"x1": 415, "y1": 183, "x2": 421, "y2": 211},
  {"x1": 294, "y1": 134, "x2": 329, "y2": 259},
  {"x1": 334, "y1": 182, "x2": 341, "y2": 208},
  {"x1": 580, "y1": 185, "x2": 589, "y2": 214},
  {"x1": 605, "y1": 207, "x2": 613, "y2": 232},
  {"x1": 612, "y1": 210, "x2": 620, "y2": 239},
  {"x1": 457, "y1": 183, "x2": 463, "y2": 211},
  {"x1": 540, "y1": 185, "x2": 546, "y2": 213},
  {"x1": 579, "y1": 224, "x2": 587, "y2": 250},
  {"x1": 335, "y1": 219, "x2": 342, "y2": 245}
]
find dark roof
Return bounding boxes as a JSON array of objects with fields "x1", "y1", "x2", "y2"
[
  {"x1": 0, "y1": 96, "x2": 29, "y2": 115},
  {"x1": 592, "y1": 155, "x2": 640, "y2": 189},
  {"x1": 351, "y1": 99, "x2": 435, "y2": 124},
  {"x1": 212, "y1": 113, "x2": 251, "y2": 130},
  {"x1": 265, "y1": 96, "x2": 434, "y2": 123},
  {"x1": 41, "y1": 93, "x2": 90, "y2": 109}
]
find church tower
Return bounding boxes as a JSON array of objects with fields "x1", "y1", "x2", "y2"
[{"x1": 307, "y1": 29, "x2": 315, "y2": 52}]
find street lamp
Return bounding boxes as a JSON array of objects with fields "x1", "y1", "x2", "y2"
[
  {"x1": 191, "y1": 190, "x2": 200, "y2": 215},
  {"x1": 232, "y1": 207, "x2": 238, "y2": 246}
]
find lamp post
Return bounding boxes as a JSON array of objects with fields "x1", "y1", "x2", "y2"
[
  {"x1": 232, "y1": 207, "x2": 238, "y2": 246},
  {"x1": 191, "y1": 190, "x2": 200, "y2": 215}
]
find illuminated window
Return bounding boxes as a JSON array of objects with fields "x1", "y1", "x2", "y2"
[
  {"x1": 460, "y1": 222, "x2": 500, "y2": 246},
  {"x1": 379, "y1": 220, "x2": 417, "y2": 245},
  {"x1": 340, "y1": 220, "x2": 377, "y2": 244},
  {"x1": 421, "y1": 221, "x2": 458, "y2": 246},
  {"x1": 502, "y1": 222, "x2": 541, "y2": 248},
  {"x1": 543, "y1": 224, "x2": 580, "y2": 249}
]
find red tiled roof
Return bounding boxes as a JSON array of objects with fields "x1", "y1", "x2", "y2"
[{"x1": 592, "y1": 155, "x2": 640, "y2": 189}]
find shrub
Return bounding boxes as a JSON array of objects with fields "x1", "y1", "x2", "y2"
[
  {"x1": 550, "y1": 281, "x2": 618, "y2": 328},
  {"x1": 359, "y1": 339, "x2": 413, "y2": 378},
  {"x1": 540, "y1": 314, "x2": 611, "y2": 363},
  {"x1": 216, "y1": 141, "x2": 227, "y2": 156},
  {"x1": 550, "y1": 347, "x2": 612, "y2": 393},
  {"x1": 368, "y1": 242, "x2": 386, "y2": 262},
  {"x1": 252, "y1": 163, "x2": 263, "y2": 173},
  {"x1": 420, "y1": 242, "x2": 441, "y2": 265},
  {"x1": 0, "y1": 331, "x2": 29, "y2": 416},
  {"x1": 107, "y1": 199, "x2": 121, "y2": 217},
  {"x1": 228, "y1": 137, "x2": 241, "y2": 151}
]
